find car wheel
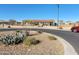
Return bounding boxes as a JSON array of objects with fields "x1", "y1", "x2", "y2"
[{"x1": 73, "y1": 29, "x2": 77, "y2": 32}]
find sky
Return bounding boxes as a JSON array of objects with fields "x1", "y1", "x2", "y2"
[
  {"x1": 59, "y1": 4, "x2": 79, "y2": 22},
  {"x1": 0, "y1": 4, "x2": 79, "y2": 22}
]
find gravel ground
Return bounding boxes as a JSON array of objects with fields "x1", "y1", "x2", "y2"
[
  {"x1": 0, "y1": 31, "x2": 16, "y2": 36},
  {"x1": 0, "y1": 31, "x2": 64, "y2": 55},
  {"x1": 26, "y1": 33, "x2": 64, "y2": 55}
]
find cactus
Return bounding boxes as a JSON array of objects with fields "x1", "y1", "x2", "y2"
[{"x1": 0, "y1": 31, "x2": 27, "y2": 45}]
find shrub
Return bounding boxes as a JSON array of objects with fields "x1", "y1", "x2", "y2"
[
  {"x1": 31, "y1": 38, "x2": 40, "y2": 45},
  {"x1": 26, "y1": 31, "x2": 29, "y2": 36},
  {"x1": 16, "y1": 30, "x2": 22, "y2": 33},
  {"x1": 58, "y1": 26, "x2": 63, "y2": 29},
  {"x1": 48, "y1": 36, "x2": 57, "y2": 40},
  {"x1": 24, "y1": 37, "x2": 40, "y2": 46},
  {"x1": 24, "y1": 37, "x2": 32, "y2": 46},
  {"x1": 37, "y1": 31, "x2": 42, "y2": 34},
  {"x1": 8, "y1": 25, "x2": 11, "y2": 28}
]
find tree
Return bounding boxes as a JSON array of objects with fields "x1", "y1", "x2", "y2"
[{"x1": 22, "y1": 20, "x2": 32, "y2": 25}]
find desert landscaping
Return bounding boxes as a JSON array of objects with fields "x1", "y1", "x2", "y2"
[{"x1": 0, "y1": 30, "x2": 64, "y2": 55}]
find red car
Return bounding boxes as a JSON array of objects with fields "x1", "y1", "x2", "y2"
[{"x1": 71, "y1": 26, "x2": 79, "y2": 32}]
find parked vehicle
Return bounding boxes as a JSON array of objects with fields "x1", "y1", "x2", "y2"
[{"x1": 71, "y1": 26, "x2": 79, "y2": 32}]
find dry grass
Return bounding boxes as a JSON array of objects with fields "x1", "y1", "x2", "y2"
[
  {"x1": 23, "y1": 37, "x2": 31, "y2": 46},
  {"x1": 23, "y1": 37, "x2": 35, "y2": 46},
  {"x1": 48, "y1": 36, "x2": 57, "y2": 40}
]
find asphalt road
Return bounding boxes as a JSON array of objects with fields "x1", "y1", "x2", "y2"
[{"x1": 0, "y1": 28, "x2": 79, "y2": 54}]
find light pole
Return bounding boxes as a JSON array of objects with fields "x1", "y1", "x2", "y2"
[{"x1": 57, "y1": 4, "x2": 59, "y2": 29}]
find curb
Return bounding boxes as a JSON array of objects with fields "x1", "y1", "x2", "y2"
[
  {"x1": 26, "y1": 27, "x2": 71, "y2": 31},
  {"x1": 44, "y1": 32, "x2": 78, "y2": 55}
]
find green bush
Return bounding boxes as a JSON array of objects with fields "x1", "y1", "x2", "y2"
[{"x1": 16, "y1": 30, "x2": 22, "y2": 33}]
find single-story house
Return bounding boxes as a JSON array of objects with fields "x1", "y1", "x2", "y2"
[
  {"x1": 0, "y1": 20, "x2": 10, "y2": 24},
  {"x1": 25, "y1": 20, "x2": 55, "y2": 26}
]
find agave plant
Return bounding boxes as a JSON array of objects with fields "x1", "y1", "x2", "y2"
[{"x1": 0, "y1": 31, "x2": 27, "y2": 45}]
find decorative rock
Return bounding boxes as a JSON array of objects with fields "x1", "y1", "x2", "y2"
[{"x1": 27, "y1": 31, "x2": 39, "y2": 36}]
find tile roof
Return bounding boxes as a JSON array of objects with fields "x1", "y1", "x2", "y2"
[{"x1": 31, "y1": 20, "x2": 54, "y2": 23}]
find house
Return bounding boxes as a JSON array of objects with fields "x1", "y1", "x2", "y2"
[
  {"x1": 0, "y1": 20, "x2": 10, "y2": 27},
  {"x1": 24, "y1": 20, "x2": 55, "y2": 26},
  {"x1": 0, "y1": 20, "x2": 17, "y2": 27},
  {"x1": 0, "y1": 20, "x2": 10, "y2": 24}
]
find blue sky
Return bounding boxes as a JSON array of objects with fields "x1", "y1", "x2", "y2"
[
  {"x1": 0, "y1": 4, "x2": 79, "y2": 22},
  {"x1": 0, "y1": 4, "x2": 58, "y2": 21},
  {"x1": 59, "y1": 4, "x2": 79, "y2": 22}
]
